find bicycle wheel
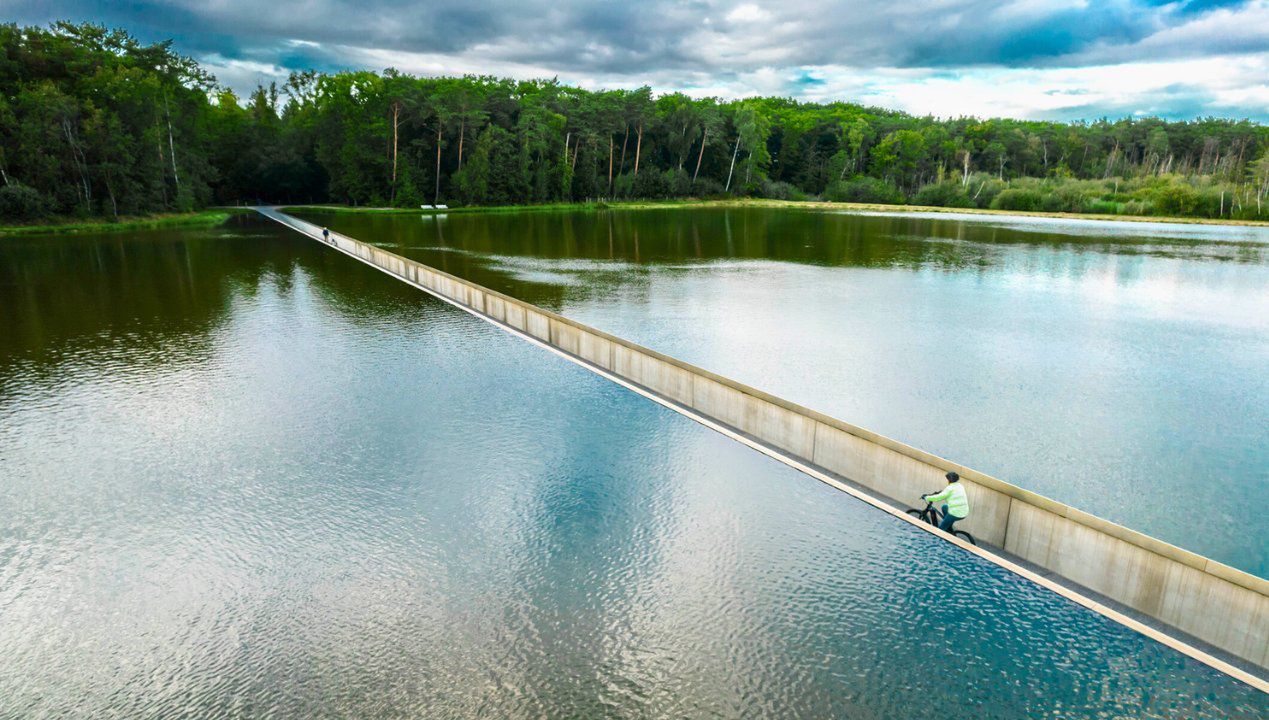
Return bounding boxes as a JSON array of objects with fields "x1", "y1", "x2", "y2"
[
  {"x1": 905, "y1": 508, "x2": 928, "y2": 524},
  {"x1": 953, "y1": 530, "x2": 977, "y2": 546}
]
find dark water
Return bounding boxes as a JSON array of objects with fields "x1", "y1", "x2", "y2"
[
  {"x1": 0, "y1": 217, "x2": 1265, "y2": 717},
  {"x1": 297, "y1": 207, "x2": 1269, "y2": 578}
]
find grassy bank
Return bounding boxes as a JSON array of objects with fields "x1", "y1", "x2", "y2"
[
  {"x1": 0, "y1": 210, "x2": 237, "y2": 237},
  {"x1": 283, "y1": 198, "x2": 1269, "y2": 227},
  {"x1": 282, "y1": 200, "x2": 706, "y2": 217}
]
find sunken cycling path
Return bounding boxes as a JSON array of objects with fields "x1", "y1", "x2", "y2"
[{"x1": 257, "y1": 207, "x2": 1268, "y2": 690}]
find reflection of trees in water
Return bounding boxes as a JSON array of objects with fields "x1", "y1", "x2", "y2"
[
  {"x1": 295, "y1": 208, "x2": 1263, "y2": 311},
  {"x1": 302, "y1": 208, "x2": 1265, "y2": 266},
  {"x1": 2, "y1": 226, "x2": 249, "y2": 366},
  {"x1": 0, "y1": 215, "x2": 441, "y2": 382}
]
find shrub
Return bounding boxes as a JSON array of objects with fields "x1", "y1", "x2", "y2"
[
  {"x1": 990, "y1": 188, "x2": 1044, "y2": 212},
  {"x1": 1153, "y1": 184, "x2": 1199, "y2": 216},
  {"x1": 1123, "y1": 200, "x2": 1152, "y2": 216},
  {"x1": 664, "y1": 168, "x2": 692, "y2": 197},
  {"x1": 962, "y1": 173, "x2": 1006, "y2": 208},
  {"x1": 1042, "y1": 184, "x2": 1092, "y2": 213},
  {"x1": 630, "y1": 169, "x2": 671, "y2": 199},
  {"x1": 689, "y1": 176, "x2": 725, "y2": 197},
  {"x1": 825, "y1": 176, "x2": 905, "y2": 204},
  {"x1": 760, "y1": 179, "x2": 806, "y2": 201},
  {"x1": 0, "y1": 184, "x2": 49, "y2": 220},
  {"x1": 913, "y1": 181, "x2": 976, "y2": 208},
  {"x1": 612, "y1": 172, "x2": 635, "y2": 198}
]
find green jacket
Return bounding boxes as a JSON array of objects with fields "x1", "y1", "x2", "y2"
[{"x1": 925, "y1": 482, "x2": 970, "y2": 518}]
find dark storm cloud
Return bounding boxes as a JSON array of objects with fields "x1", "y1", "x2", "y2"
[
  {"x1": 7, "y1": 1, "x2": 1267, "y2": 120},
  {"x1": 8, "y1": 0, "x2": 1263, "y2": 74}
]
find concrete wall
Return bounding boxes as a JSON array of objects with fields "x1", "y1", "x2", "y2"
[{"x1": 262, "y1": 208, "x2": 1268, "y2": 673}]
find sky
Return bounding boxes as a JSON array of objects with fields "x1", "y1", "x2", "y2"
[{"x1": 7, "y1": 0, "x2": 1269, "y2": 122}]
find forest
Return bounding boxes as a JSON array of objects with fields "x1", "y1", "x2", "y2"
[{"x1": 3, "y1": 22, "x2": 1269, "y2": 223}]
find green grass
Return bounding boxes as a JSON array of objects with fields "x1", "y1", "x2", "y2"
[
  {"x1": 8, "y1": 195, "x2": 1260, "y2": 239},
  {"x1": 786, "y1": 198, "x2": 1269, "y2": 227},
  {"x1": 281, "y1": 198, "x2": 722, "y2": 217},
  {"x1": 281, "y1": 198, "x2": 1269, "y2": 227},
  {"x1": 0, "y1": 209, "x2": 238, "y2": 237}
]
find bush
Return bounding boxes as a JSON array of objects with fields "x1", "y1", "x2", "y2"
[
  {"x1": 759, "y1": 179, "x2": 806, "y2": 201},
  {"x1": 913, "y1": 181, "x2": 975, "y2": 208},
  {"x1": 990, "y1": 188, "x2": 1044, "y2": 212},
  {"x1": 664, "y1": 168, "x2": 692, "y2": 197},
  {"x1": 1123, "y1": 200, "x2": 1152, "y2": 216},
  {"x1": 825, "y1": 176, "x2": 905, "y2": 204},
  {"x1": 0, "y1": 184, "x2": 49, "y2": 220},
  {"x1": 612, "y1": 172, "x2": 635, "y2": 198},
  {"x1": 1041, "y1": 184, "x2": 1091, "y2": 213},
  {"x1": 689, "y1": 176, "x2": 725, "y2": 197},
  {"x1": 630, "y1": 169, "x2": 671, "y2": 199},
  {"x1": 962, "y1": 173, "x2": 1006, "y2": 208},
  {"x1": 1153, "y1": 184, "x2": 1199, "y2": 216}
]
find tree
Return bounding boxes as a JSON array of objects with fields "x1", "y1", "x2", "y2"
[
  {"x1": 692, "y1": 101, "x2": 724, "y2": 186},
  {"x1": 733, "y1": 102, "x2": 771, "y2": 192},
  {"x1": 871, "y1": 130, "x2": 926, "y2": 190},
  {"x1": 1, "y1": 21, "x2": 1266, "y2": 220}
]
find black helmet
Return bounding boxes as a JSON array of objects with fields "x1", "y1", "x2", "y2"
[{"x1": 945, "y1": 471, "x2": 960, "y2": 482}]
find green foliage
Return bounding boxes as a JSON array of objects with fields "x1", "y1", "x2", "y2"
[
  {"x1": 691, "y1": 176, "x2": 726, "y2": 197},
  {"x1": 0, "y1": 183, "x2": 49, "y2": 219},
  {"x1": 0, "y1": 22, "x2": 218, "y2": 217},
  {"x1": 1153, "y1": 183, "x2": 1200, "y2": 216},
  {"x1": 631, "y1": 169, "x2": 672, "y2": 199},
  {"x1": 991, "y1": 188, "x2": 1044, "y2": 212},
  {"x1": 0, "y1": 209, "x2": 232, "y2": 235},
  {"x1": 759, "y1": 180, "x2": 807, "y2": 201},
  {"x1": 733, "y1": 102, "x2": 771, "y2": 190},
  {"x1": 825, "y1": 176, "x2": 905, "y2": 204},
  {"x1": 912, "y1": 181, "x2": 975, "y2": 208},
  {"x1": 871, "y1": 129, "x2": 926, "y2": 189},
  {"x1": 905, "y1": 173, "x2": 1262, "y2": 219},
  {"x1": 2, "y1": 21, "x2": 1267, "y2": 220}
]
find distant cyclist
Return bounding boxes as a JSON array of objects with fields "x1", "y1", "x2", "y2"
[
  {"x1": 322, "y1": 227, "x2": 332, "y2": 244},
  {"x1": 922, "y1": 472, "x2": 970, "y2": 533}
]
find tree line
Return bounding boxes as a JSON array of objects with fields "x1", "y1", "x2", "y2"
[{"x1": 3, "y1": 22, "x2": 1269, "y2": 222}]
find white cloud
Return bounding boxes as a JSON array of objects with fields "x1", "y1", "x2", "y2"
[
  {"x1": 688, "y1": 53, "x2": 1269, "y2": 120},
  {"x1": 1065, "y1": 0, "x2": 1269, "y2": 64},
  {"x1": 200, "y1": 54, "x2": 291, "y2": 94},
  {"x1": 21, "y1": 0, "x2": 1266, "y2": 119},
  {"x1": 336, "y1": 39, "x2": 1269, "y2": 121},
  {"x1": 725, "y1": 4, "x2": 771, "y2": 23}
]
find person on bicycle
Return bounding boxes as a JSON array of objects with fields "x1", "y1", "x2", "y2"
[{"x1": 922, "y1": 472, "x2": 970, "y2": 533}]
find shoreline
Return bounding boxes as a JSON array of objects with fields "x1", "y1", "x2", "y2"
[
  {"x1": 283, "y1": 198, "x2": 1269, "y2": 228},
  {"x1": 11, "y1": 199, "x2": 1260, "y2": 237},
  {"x1": 0, "y1": 210, "x2": 237, "y2": 237}
]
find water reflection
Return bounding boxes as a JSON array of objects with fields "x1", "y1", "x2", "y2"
[
  {"x1": 298, "y1": 207, "x2": 1269, "y2": 577},
  {"x1": 1, "y1": 218, "x2": 1264, "y2": 716}
]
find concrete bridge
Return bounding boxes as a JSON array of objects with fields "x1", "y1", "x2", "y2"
[{"x1": 257, "y1": 206, "x2": 1268, "y2": 691}]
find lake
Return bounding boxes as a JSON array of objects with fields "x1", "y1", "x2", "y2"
[
  {"x1": 297, "y1": 206, "x2": 1269, "y2": 578},
  {"x1": 0, "y1": 215, "x2": 1263, "y2": 716}
]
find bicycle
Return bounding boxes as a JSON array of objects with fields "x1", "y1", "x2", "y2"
[{"x1": 906, "y1": 497, "x2": 977, "y2": 546}]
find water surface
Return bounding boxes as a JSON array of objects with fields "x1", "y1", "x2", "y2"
[
  {"x1": 298, "y1": 207, "x2": 1269, "y2": 576},
  {"x1": 1, "y1": 217, "x2": 1264, "y2": 716}
]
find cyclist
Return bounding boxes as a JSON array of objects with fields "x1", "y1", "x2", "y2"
[{"x1": 922, "y1": 472, "x2": 970, "y2": 533}]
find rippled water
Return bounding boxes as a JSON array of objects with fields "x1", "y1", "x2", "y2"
[
  {"x1": 296, "y1": 207, "x2": 1269, "y2": 577},
  {"x1": 0, "y1": 217, "x2": 1264, "y2": 717}
]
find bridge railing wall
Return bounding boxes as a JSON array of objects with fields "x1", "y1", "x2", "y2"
[{"x1": 265, "y1": 209, "x2": 1268, "y2": 671}]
